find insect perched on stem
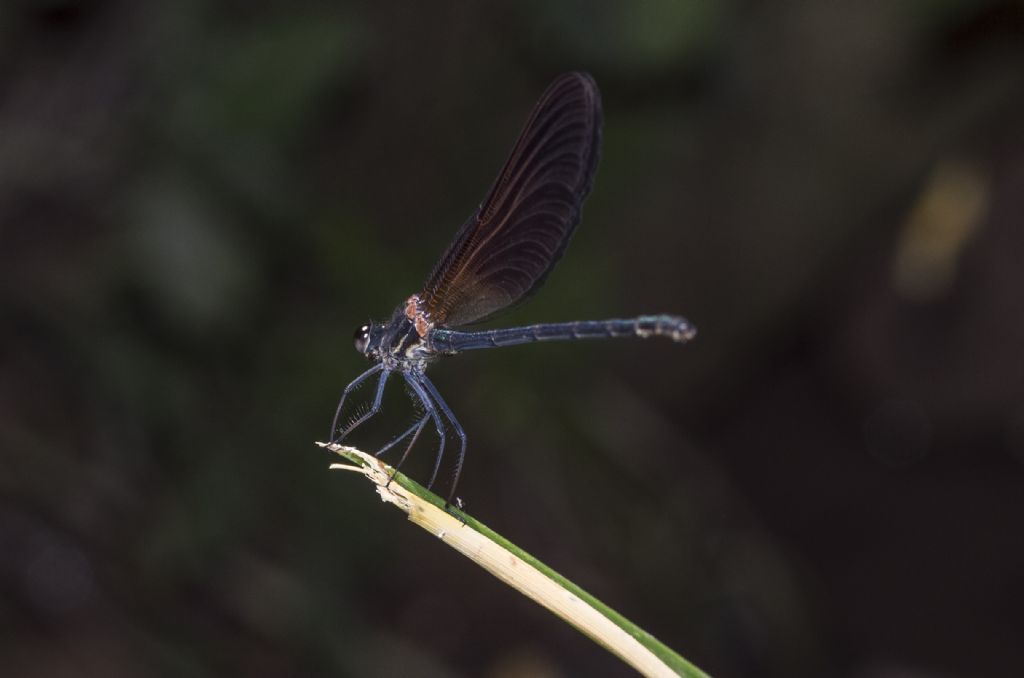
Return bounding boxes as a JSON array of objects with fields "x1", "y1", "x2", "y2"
[{"x1": 330, "y1": 72, "x2": 695, "y2": 504}]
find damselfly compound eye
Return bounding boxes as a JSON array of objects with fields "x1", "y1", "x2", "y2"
[{"x1": 353, "y1": 325, "x2": 370, "y2": 353}]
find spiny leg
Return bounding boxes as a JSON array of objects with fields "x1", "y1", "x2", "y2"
[
  {"x1": 419, "y1": 375, "x2": 468, "y2": 505},
  {"x1": 329, "y1": 363, "x2": 384, "y2": 443},
  {"x1": 385, "y1": 415, "x2": 429, "y2": 488},
  {"x1": 402, "y1": 373, "x2": 446, "y2": 490},
  {"x1": 339, "y1": 368, "x2": 391, "y2": 441},
  {"x1": 376, "y1": 415, "x2": 428, "y2": 458}
]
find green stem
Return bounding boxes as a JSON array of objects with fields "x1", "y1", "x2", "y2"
[{"x1": 320, "y1": 442, "x2": 711, "y2": 678}]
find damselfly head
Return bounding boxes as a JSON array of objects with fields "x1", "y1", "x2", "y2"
[
  {"x1": 353, "y1": 323, "x2": 377, "y2": 357},
  {"x1": 353, "y1": 322, "x2": 388, "y2": 360}
]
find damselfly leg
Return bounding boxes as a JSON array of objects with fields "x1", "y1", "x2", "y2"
[
  {"x1": 402, "y1": 373, "x2": 447, "y2": 491},
  {"x1": 331, "y1": 366, "x2": 391, "y2": 443},
  {"x1": 418, "y1": 375, "x2": 468, "y2": 504},
  {"x1": 372, "y1": 413, "x2": 431, "y2": 487},
  {"x1": 376, "y1": 415, "x2": 428, "y2": 457},
  {"x1": 329, "y1": 363, "x2": 383, "y2": 444}
]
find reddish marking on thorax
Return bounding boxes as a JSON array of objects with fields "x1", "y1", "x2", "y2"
[{"x1": 404, "y1": 294, "x2": 433, "y2": 338}]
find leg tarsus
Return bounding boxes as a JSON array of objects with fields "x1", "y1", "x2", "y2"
[{"x1": 444, "y1": 500, "x2": 467, "y2": 526}]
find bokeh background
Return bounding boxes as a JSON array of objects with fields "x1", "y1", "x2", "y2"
[{"x1": 3, "y1": 1, "x2": 1024, "y2": 676}]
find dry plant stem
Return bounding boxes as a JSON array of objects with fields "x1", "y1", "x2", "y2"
[{"x1": 319, "y1": 442, "x2": 710, "y2": 678}]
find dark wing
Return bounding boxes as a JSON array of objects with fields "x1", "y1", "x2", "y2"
[{"x1": 419, "y1": 71, "x2": 602, "y2": 328}]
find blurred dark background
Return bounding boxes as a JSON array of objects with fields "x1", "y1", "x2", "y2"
[{"x1": 2, "y1": 1, "x2": 1024, "y2": 676}]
